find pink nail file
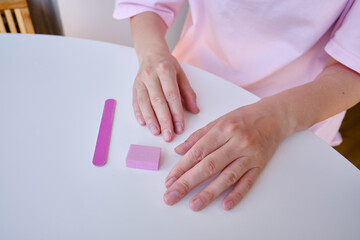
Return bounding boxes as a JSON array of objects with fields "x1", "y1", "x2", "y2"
[{"x1": 93, "y1": 99, "x2": 116, "y2": 166}]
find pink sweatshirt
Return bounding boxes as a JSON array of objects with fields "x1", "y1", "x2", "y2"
[{"x1": 113, "y1": 0, "x2": 360, "y2": 146}]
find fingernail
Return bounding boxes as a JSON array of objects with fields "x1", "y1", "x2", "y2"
[
  {"x1": 174, "y1": 141, "x2": 187, "y2": 154},
  {"x1": 164, "y1": 191, "x2": 180, "y2": 205},
  {"x1": 192, "y1": 103, "x2": 200, "y2": 113},
  {"x1": 149, "y1": 124, "x2": 159, "y2": 135},
  {"x1": 165, "y1": 177, "x2": 177, "y2": 188},
  {"x1": 224, "y1": 200, "x2": 234, "y2": 210},
  {"x1": 175, "y1": 143, "x2": 182, "y2": 150},
  {"x1": 137, "y1": 117, "x2": 145, "y2": 125},
  {"x1": 176, "y1": 141, "x2": 187, "y2": 149},
  {"x1": 163, "y1": 129, "x2": 172, "y2": 142},
  {"x1": 191, "y1": 198, "x2": 204, "y2": 211},
  {"x1": 175, "y1": 122, "x2": 183, "y2": 133},
  {"x1": 195, "y1": 105, "x2": 200, "y2": 113}
]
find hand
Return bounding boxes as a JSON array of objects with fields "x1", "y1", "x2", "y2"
[
  {"x1": 132, "y1": 48, "x2": 199, "y2": 142},
  {"x1": 163, "y1": 99, "x2": 292, "y2": 211}
]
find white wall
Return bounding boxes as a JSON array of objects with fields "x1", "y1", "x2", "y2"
[{"x1": 57, "y1": 0, "x2": 188, "y2": 50}]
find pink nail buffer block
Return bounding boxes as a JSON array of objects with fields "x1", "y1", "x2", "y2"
[
  {"x1": 126, "y1": 144, "x2": 161, "y2": 170},
  {"x1": 93, "y1": 99, "x2": 116, "y2": 166}
]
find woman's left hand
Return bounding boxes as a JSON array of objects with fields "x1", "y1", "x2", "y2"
[{"x1": 163, "y1": 99, "x2": 293, "y2": 211}]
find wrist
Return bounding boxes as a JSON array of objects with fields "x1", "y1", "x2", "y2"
[
  {"x1": 136, "y1": 43, "x2": 171, "y2": 64},
  {"x1": 130, "y1": 12, "x2": 170, "y2": 64},
  {"x1": 257, "y1": 96, "x2": 300, "y2": 140}
]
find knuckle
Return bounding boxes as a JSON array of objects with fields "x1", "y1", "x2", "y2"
[
  {"x1": 137, "y1": 94, "x2": 148, "y2": 105},
  {"x1": 173, "y1": 167, "x2": 186, "y2": 177},
  {"x1": 239, "y1": 133, "x2": 253, "y2": 149},
  {"x1": 227, "y1": 122, "x2": 241, "y2": 133},
  {"x1": 140, "y1": 112, "x2": 154, "y2": 123},
  {"x1": 178, "y1": 179, "x2": 191, "y2": 195},
  {"x1": 157, "y1": 61, "x2": 173, "y2": 72},
  {"x1": 233, "y1": 191, "x2": 244, "y2": 202},
  {"x1": 191, "y1": 148, "x2": 205, "y2": 162},
  {"x1": 165, "y1": 91, "x2": 180, "y2": 103},
  {"x1": 158, "y1": 118, "x2": 173, "y2": 128},
  {"x1": 244, "y1": 178, "x2": 254, "y2": 190},
  {"x1": 203, "y1": 159, "x2": 217, "y2": 176},
  {"x1": 223, "y1": 171, "x2": 239, "y2": 186},
  {"x1": 143, "y1": 115, "x2": 153, "y2": 123},
  {"x1": 142, "y1": 66, "x2": 153, "y2": 78},
  {"x1": 235, "y1": 158, "x2": 251, "y2": 171},
  {"x1": 218, "y1": 122, "x2": 240, "y2": 135},
  {"x1": 202, "y1": 190, "x2": 214, "y2": 202},
  {"x1": 151, "y1": 96, "x2": 165, "y2": 105}
]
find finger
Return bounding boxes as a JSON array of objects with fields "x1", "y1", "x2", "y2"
[
  {"x1": 163, "y1": 139, "x2": 239, "y2": 205},
  {"x1": 189, "y1": 157, "x2": 251, "y2": 211},
  {"x1": 144, "y1": 76, "x2": 175, "y2": 142},
  {"x1": 157, "y1": 64, "x2": 184, "y2": 134},
  {"x1": 174, "y1": 121, "x2": 216, "y2": 155},
  {"x1": 132, "y1": 87, "x2": 145, "y2": 125},
  {"x1": 178, "y1": 68, "x2": 199, "y2": 114},
  {"x1": 136, "y1": 83, "x2": 161, "y2": 135},
  {"x1": 165, "y1": 124, "x2": 226, "y2": 188},
  {"x1": 222, "y1": 167, "x2": 261, "y2": 211}
]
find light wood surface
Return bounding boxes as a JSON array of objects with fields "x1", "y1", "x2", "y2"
[
  {"x1": 14, "y1": 8, "x2": 25, "y2": 33},
  {"x1": 4, "y1": 9, "x2": 16, "y2": 33},
  {"x1": 0, "y1": 0, "x2": 34, "y2": 33},
  {"x1": 0, "y1": 12, "x2": 6, "y2": 33},
  {"x1": 20, "y1": 6, "x2": 33, "y2": 33},
  {"x1": 0, "y1": 0, "x2": 27, "y2": 10}
]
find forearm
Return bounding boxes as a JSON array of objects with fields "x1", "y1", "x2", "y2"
[
  {"x1": 262, "y1": 59, "x2": 360, "y2": 137},
  {"x1": 130, "y1": 12, "x2": 170, "y2": 62}
]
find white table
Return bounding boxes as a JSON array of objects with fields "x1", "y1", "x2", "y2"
[{"x1": 1, "y1": 34, "x2": 359, "y2": 240}]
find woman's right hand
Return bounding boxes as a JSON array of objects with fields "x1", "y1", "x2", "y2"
[{"x1": 132, "y1": 48, "x2": 200, "y2": 142}]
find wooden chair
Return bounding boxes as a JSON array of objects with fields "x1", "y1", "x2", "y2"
[
  {"x1": 0, "y1": 0, "x2": 34, "y2": 33},
  {"x1": 334, "y1": 102, "x2": 360, "y2": 169}
]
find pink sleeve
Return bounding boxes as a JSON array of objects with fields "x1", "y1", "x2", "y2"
[
  {"x1": 113, "y1": 0, "x2": 185, "y2": 28},
  {"x1": 325, "y1": 0, "x2": 360, "y2": 73}
]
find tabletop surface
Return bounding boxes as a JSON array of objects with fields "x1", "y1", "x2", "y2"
[{"x1": 1, "y1": 34, "x2": 359, "y2": 240}]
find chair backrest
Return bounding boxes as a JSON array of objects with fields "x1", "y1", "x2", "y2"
[{"x1": 0, "y1": 0, "x2": 34, "y2": 33}]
